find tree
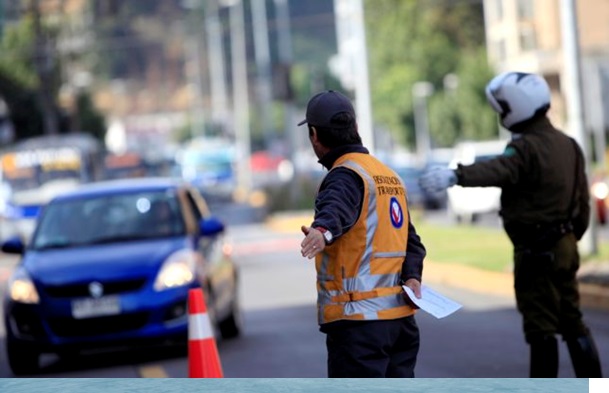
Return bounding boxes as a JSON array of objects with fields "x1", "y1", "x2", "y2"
[
  {"x1": 0, "y1": 15, "x2": 46, "y2": 141},
  {"x1": 364, "y1": 0, "x2": 498, "y2": 150},
  {"x1": 0, "y1": 4, "x2": 106, "y2": 143}
]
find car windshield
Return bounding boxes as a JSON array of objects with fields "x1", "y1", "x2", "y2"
[{"x1": 31, "y1": 190, "x2": 185, "y2": 250}]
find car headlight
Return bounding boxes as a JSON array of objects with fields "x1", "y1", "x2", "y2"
[
  {"x1": 8, "y1": 268, "x2": 40, "y2": 304},
  {"x1": 591, "y1": 181, "x2": 609, "y2": 200},
  {"x1": 153, "y1": 249, "x2": 197, "y2": 291}
]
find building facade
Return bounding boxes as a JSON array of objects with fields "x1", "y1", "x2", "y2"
[{"x1": 483, "y1": 0, "x2": 609, "y2": 164}]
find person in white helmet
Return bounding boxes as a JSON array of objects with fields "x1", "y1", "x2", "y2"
[{"x1": 419, "y1": 72, "x2": 602, "y2": 378}]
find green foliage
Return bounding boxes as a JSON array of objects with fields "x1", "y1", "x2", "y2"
[
  {"x1": 0, "y1": 16, "x2": 37, "y2": 89},
  {"x1": 291, "y1": 63, "x2": 343, "y2": 107},
  {"x1": 0, "y1": 8, "x2": 108, "y2": 142},
  {"x1": 365, "y1": 0, "x2": 499, "y2": 149},
  {"x1": 428, "y1": 49, "x2": 498, "y2": 146},
  {"x1": 0, "y1": 16, "x2": 46, "y2": 140},
  {"x1": 75, "y1": 92, "x2": 106, "y2": 142}
]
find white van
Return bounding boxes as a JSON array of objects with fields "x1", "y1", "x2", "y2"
[{"x1": 446, "y1": 140, "x2": 509, "y2": 223}]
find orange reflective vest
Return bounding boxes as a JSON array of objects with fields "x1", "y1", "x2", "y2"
[{"x1": 315, "y1": 152, "x2": 416, "y2": 325}]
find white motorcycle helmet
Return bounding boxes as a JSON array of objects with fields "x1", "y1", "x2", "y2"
[{"x1": 485, "y1": 72, "x2": 551, "y2": 130}]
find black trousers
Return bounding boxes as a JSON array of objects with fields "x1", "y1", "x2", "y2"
[
  {"x1": 322, "y1": 316, "x2": 420, "y2": 378},
  {"x1": 513, "y1": 233, "x2": 589, "y2": 342}
]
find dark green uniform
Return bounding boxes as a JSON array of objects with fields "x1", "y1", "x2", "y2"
[{"x1": 454, "y1": 116, "x2": 602, "y2": 377}]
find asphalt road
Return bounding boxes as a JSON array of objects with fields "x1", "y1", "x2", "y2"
[{"x1": 0, "y1": 209, "x2": 607, "y2": 378}]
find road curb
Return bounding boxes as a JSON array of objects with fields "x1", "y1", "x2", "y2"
[
  {"x1": 265, "y1": 211, "x2": 314, "y2": 233},
  {"x1": 579, "y1": 283, "x2": 609, "y2": 311}
]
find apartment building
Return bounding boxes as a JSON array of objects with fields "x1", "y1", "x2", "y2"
[{"x1": 483, "y1": 0, "x2": 609, "y2": 162}]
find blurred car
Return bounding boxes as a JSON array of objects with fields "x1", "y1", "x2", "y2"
[
  {"x1": 392, "y1": 165, "x2": 426, "y2": 208},
  {"x1": 392, "y1": 164, "x2": 447, "y2": 210},
  {"x1": 446, "y1": 140, "x2": 508, "y2": 223},
  {"x1": 2, "y1": 178, "x2": 241, "y2": 375}
]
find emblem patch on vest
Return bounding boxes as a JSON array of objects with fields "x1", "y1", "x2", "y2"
[{"x1": 389, "y1": 197, "x2": 404, "y2": 228}]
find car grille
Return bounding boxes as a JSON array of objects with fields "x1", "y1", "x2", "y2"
[
  {"x1": 43, "y1": 278, "x2": 147, "y2": 298},
  {"x1": 47, "y1": 313, "x2": 149, "y2": 337}
]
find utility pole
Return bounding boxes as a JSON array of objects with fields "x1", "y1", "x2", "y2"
[
  {"x1": 274, "y1": 0, "x2": 301, "y2": 206},
  {"x1": 205, "y1": 0, "x2": 229, "y2": 133},
  {"x1": 251, "y1": 0, "x2": 275, "y2": 149},
  {"x1": 333, "y1": 0, "x2": 374, "y2": 152},
  {"x1": 183, "y1": 1, "x2": 207, "y2": 139},
  {"x1": 274, "y1": 0, "x2": 295, "y2": 153},
  {"x1": 32, "y1": 0, "x2": 59, "y2": 135},
  {"x1": 227, "y1": 0, "x2": 252, "y2": 193},
  {"x1": 412, "y1": 81, "x2": 434, "y2": 166},
  {"x1": 560, "y1": 0, "x2": 598, "y2": 255}
]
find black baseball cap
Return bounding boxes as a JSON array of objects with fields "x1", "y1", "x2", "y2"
[{"x1": 297, "y1": 90, "x2": 356, "y2": 128}]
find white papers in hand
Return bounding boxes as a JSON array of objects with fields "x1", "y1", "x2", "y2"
[{"x1": 402, "y1": 284, "x2": 462, "y2": 319}]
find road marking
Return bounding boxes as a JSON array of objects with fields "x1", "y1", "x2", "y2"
[{"x1": 138, "y1": 365, "x2": 169, "y2": 378}]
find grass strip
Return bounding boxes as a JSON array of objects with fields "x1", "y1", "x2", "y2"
[{"x1": 416, "y1": 218, "x2": 609, "y2": 273}]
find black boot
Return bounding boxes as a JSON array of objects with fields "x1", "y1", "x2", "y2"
[
  {"x1": 529, "y1": 335, "x2": 559, "y2": 378},
  {"x1": 566, "y1": 334, "x2": 603, "y2": 378}
]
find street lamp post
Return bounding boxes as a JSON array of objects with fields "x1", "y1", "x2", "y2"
[
  {"x1": 205, "y1": 0, "x2": 229, "y2": 132},
  {"x1": 181, "y1": 0, "x2": 207, "y2": 139},
  {"x1": 273, "y1": 0, "x2": 301, "y2": 207},
  {"x1": 560, "y1": 0, "x2": 597, "y2": 255},
  {"x1": 251, "y1": 0, "x2": 275, "y2": 149},
  {"x1": 222, "y1": 0, "x2": 252, "y2": 194},
  {"x1": 412, "y1": 81, "x2": 434, "y2": 165},
  {"x1": 333, "y1": 0, "x2": 374, "y2": 153}
]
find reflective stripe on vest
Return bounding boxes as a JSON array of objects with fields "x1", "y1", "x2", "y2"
[{"x1": 315, "y1": 153, "x2": 415, "y2": 324}]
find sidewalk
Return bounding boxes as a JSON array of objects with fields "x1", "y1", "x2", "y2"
[{"x1": 266, "y1": 210, "x2": 609, "y2": 312}]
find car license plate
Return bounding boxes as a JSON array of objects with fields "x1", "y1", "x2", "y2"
[{"x1": 71, "y1": 296, "x2": 121, "y2": 319}]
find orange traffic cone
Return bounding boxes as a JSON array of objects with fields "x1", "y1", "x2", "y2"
[{"x1": 188, "y1": 288, "x2": 224, "y2": 378}]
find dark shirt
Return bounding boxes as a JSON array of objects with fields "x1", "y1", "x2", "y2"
[
  {"x1": 310, "y1": 144, "x2": 425, "y2": 283},
  {"x1": 454, "y1": 116, "x2": 590, "y2": 242}
]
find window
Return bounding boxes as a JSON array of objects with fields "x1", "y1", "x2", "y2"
[
  {"x1": 519, "y1": 26, "x2": 537, "y2": 51},
  {"x1": 491, "y1": 0, "x2": 504, "y2": 21},
  {"x1": 517, "y1": 0, "x2": 535, "y2": 20},
  {"x1": 493, "y1": 39, "x2": 507, "y2": 62}
]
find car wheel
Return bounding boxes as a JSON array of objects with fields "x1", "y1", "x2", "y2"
[
  {"x1": 446, "y1": 202, "x2": 459, "y2": 223},
  {"x1": 455, "y1": 212, "x2": 476, "y2": 225},
  {"x1": 203, "y1": 286, "x2": 222, "y2": 340},
  {"x1": 219, "y1": 291, "x2": 242, "y2": 339},
  {"x1": 6, "y1": 338, "x2": 40, "y2": 375}
]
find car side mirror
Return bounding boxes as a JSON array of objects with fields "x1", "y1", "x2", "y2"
[
  {"x1": 199, "y1": 216, "x2": 225, "y2": 237},
  {"x1": 1, "y1": 236, "x2": 25, "y2": 254}
]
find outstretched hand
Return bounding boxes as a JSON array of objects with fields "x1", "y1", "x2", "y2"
[
  {"x1": 419, "y1": 167, "x2": 457, "y2": 193},
  {"x1": 300, "y1": 225, "x2": 326, "y2": 259}
]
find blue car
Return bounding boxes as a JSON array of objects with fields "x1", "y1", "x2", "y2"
[{"x1": 2, "y1": 178, "x2": 241, "y2": 375}]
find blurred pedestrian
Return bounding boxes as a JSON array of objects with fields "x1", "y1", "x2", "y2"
[
  {"x1": 298, "y1": 90, "x2": 427, "y2": 378},
  {"x1": 419, "y1": 72, "x2": 602, "y2": 378}
]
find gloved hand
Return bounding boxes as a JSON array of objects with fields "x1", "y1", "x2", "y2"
[{"x1": 419, "y1": 167, "x2": 457, "y2": 193}]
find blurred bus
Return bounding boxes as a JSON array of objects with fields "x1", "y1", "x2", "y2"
[
  {"x1": 0, "y1": 133, "x2": 104, "y2": 241},
  {"x1": 103, "y1": 151, "x2": 147, "y2": 180}
]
